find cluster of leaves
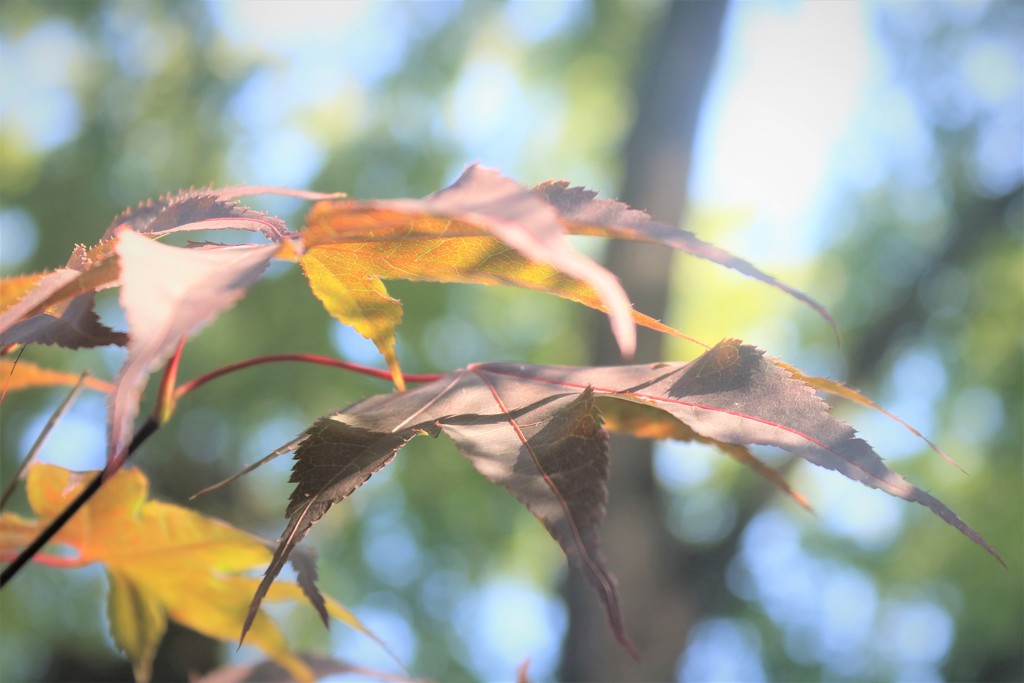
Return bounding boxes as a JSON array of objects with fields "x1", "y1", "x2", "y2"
[{"x1": 0, "y1": 166, "x2": 1002, "y2": 679}]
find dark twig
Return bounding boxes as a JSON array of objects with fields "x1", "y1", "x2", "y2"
[
  {"x1": 174, "y1": 353, "x2": 442, "y2": 401},
  {"x1": 0, "y1": 371, "x2": 89, "y2": 510},
  {"x1": 0, "y1": 416, "x2": 159, "y2": 588}
]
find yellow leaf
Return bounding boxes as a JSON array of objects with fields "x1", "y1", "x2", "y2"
[
  {"x1": 294, "y1": 165, "x2": 834, "y2": 376},
  {"x1": 0, "y1": 512, "x2": 41, "y2": 554},
  {"x1": 300, "y1": 247, "x2": 405, "y2": 390},
  {"x1": 299, "y1": 226, "x2": 701, "y2": 388},
  {"x1": 107, "y1": 569, "x2": 167, "y2": 683},
  {"x1": 2, "y1": 464, "x2": 385, "y2": 683},
  {"x1": 153, "y1": 572, "x2": 311, "y2": 683}
]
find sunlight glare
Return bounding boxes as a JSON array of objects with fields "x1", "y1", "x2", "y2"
[{"x1": 692, "y1": 1, "x2": 872, "y2": 261}]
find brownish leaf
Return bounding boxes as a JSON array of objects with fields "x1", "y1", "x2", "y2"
[
  {"x1": 0, "y1": 293, "x2": 126, "y2": 348},
  {"x1": 0, "y1": 186, "x2": 340, "y2": 347},
  {"x1": 249, "y1": 339, "x2": 1001, "y2": 654},
  {"x1": 104, "y1": 186, "x2": 343, "y2": 242},
  {"x1": 535, "y1": 180, "x2": 837, "y2": 337}
]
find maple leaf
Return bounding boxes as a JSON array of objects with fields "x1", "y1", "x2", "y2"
[
  {"x1": 534, "y1": 180, "x2": 837, "y2": 336},
  {"x1": 103, "y1": 185, "x2": 343, "y2": 242},
  {"x1": 0, "y1": 464, "x2": 384, "y2": 683},
  {"x1": 108, "y1": 231, "x2": 277, "y2": 467},
  {"x1": 0, "y1": 293, "x2": 127, "y2": 349},
  {"x1": 0, "y1": 266, "x2": 125, "y2": 349},
  {"x1": 0, "y1": 186, "x2": 340, "y2": 350},
  {"x1": 248, "y1": 339, "x2": 1001, "y2": 653},
  {"x1": 293, "y1": 165, "x2": 829, "y2": 386},
  {"x1": 295, "y1": 165, "x2": 636, "y2": 387},
  {"x1": 776, "y1": 361, "x2": 966, "y2": 472},
  {"x1": 0, "y1": 272, "x2": 49, "y2": 314},
  {"x1": 0, "y1": 187, "x2": 343, "y2": 470}
]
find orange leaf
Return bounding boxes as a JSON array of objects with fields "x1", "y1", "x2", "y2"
[
  {"x1": 0, "y1": 271, "x2": 48, "y2": 314},
  {"x1": 296, "y1": 165, "x2": 832, "y2": 379},
  {"x1": 1, "y1": 359, "x2": 113, "y2": 393},
  {"x1": 298, "y1": 166, "x2": 640, "y2": 362},
  {"x1": 776, "y1": 360, "x2": 966, "y2": 473},
  {"x1": 296, "y1": 169, "x2": 720, "y2": 382}
]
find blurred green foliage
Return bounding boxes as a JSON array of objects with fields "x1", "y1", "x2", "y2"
[{"x1": 1, "y1": 1, "x2": 1020, "y2": 682}]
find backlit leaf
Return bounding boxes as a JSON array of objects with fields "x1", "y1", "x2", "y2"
[
  {"x1": 0, "y1": 272, "x2": 48, "y2": 314},
  {"x1": 107, "y1": 569, "x2": 166, "y2": 683},
  {"x1": 297, "y1": 165, "x2": 639, "y2": 372},
  {"x1": 0, "y1": 293, "x2": 126, "y2": 349},
  {"x1": 0, "y1": 268, "x2": 107, "y2": 348},
  {"x1": 109, "y1": 232, "x2": 276, "y2": 466},
  {"x1": 0, "y1": 186, "x2": 339, "y2": 346},
  {"x1": 535, "y1": 180, "x2": 838, "y2": 337},
  {"x1": 0, "y1": 464, "x2": 385, "y2": 683},
  {"x1": 103, "y1": 186, "x2": 343, "y2": 242},
  {"x1": 777, "y1": 360, "x2": 965, "y2": 472},
  {"x1": 295, "y1": 165, "x2": 827, "y2": 381},
  {"x1": 299, "y1": 234, "x2": 701, "y2": 383},
  {"x1": 299, "y1": 248, "x2": 405, "y2": 389},
  {"x1": 250, "y1": 339, "x2": 1001, "y2": 653}
]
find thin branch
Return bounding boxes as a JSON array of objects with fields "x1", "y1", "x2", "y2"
[
  {"x1": 0, "y1": 345, "x2": 26, "y2": 404},
  {"x1": 190, "y1": 434, "x2": 307, "y2": 500},
  {"x1": 174, "y1": 353, "x2": 443, "y2": 401},
  {"x1": 0, "y1": 417, "x2": 159, "y2": 588},
  {"x1": 0, "y1": 371, "x2": 89, "y2": 510}
]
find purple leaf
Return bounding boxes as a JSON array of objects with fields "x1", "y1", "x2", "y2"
[
  {"x1": 105, "y1": 187, "x2": 343, "y2": 242},
  {"x1": 248, "y1": 339, "x2": 1002, "y2": 655},
  {"x1": 0, "y1": 293, "x2": 126, "y2": 348},
  {"x1": 536, "y1": 180, "x2": 838, "y2": 338}
]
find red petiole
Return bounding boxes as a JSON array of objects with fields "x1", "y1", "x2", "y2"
[
  {"x1": 174, "y1": 353, "x2": 443, "y2": 402},
  {"x1": 1, "y1": 346, "x2": 444, "y2": 588},
  {"x1": 0, "y1": 551, "x2": 85, "y2": 569}
]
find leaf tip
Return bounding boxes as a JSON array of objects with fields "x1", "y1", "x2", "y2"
[
  {"x1": 238, "y1": 604, "x2": 258, "y2": 649},
  {"x1": 619, "y1": 632, "x2": 641, "y2": 662},
  {"x1": 611, "y1": 316, "x2": 637, "y2": 362},
  {"x1": 793, "y1": 491, "x2": 816, "y2": 516},
  {"x1": 516, "y1": 659, "x2": 532, "y2": 683},
  {"x1": 384, "y1": 350, "x2": 406, "y2": 392}
]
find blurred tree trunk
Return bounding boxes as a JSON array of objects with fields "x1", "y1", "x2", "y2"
[{"x1": 560, "y1": 1, "x2": 729, "y2": 680}]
